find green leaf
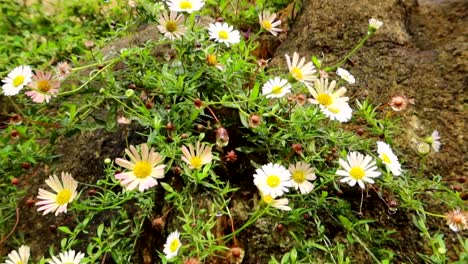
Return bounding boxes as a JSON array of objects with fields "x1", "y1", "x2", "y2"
[
  {"x1": 97, "y1": 223, "x2": 104, "y2": 238},
  {"x1": 58, "y1": 226, "x2": 72, "y2": 235}
]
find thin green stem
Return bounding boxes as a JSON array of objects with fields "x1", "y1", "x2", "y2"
[{"x1": 324, "y1": 32, "x2": 374, "y2": 71}]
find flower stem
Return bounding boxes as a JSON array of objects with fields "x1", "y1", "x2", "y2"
[{"x1": 324, "y1": 32, "x2": 374, "y2": 72}]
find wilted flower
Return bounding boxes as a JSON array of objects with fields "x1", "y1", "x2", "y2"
[
  {"x1": 308, "y1": 78, "x2": 352, "y2": 122},
  {"x1": 288, "y1": 162, "x2": 316, "y2": 194},
  {"x1": 253, "y1": 163, "x2": 292, "y2": 198},
  {"x1": 285, "y1": 52, "x2": 317, "y2": 86},
  {"x1": 445, "y1": 208, "x2": 467, "y2": 232},
  {"x1": 261, "y1": 193, "x2": 291, "y2": 211},
  {"x1": 36, "y1": 172, "x2": 78, "y2": 216},
  {"x1": 377, "y1": 141, "x2": 402, "y2": 176},
  {"x1": 336, "y1": 151, "x2": 381, "y2": 189},
  {"x1": 389, "y1": 95, "x2": 414, "y2": 111},
  {"x1": 181, "y1": 142, "x2": 213, "y2": 170},
  {"x1": 262, "y1": 77, "x2": 291, "y2": 98},
  {"x1": 4, "y1": 245, "x2": 30, "y2": 264},
  {"x1": 336, "y1": 67, "x2": 355, "y2": 84},
  {"x1": 425, "y1": 130, "x2": 441, "y2": 152},
  {"x1": 56, "y1": 61, "x2": 72, "y2": 80},
  {"x1": 166, "y1": 0, "x2": 204, "y2": 13},
  {"x1": 157, "y1": 11, "x2": 186, "y2": 40},
  {"x1": 258, "y1": 11, "x2": 282, "y2": 36},
  {"x1": 208, "y1": 22, "x2": 240, "y2": 47},
  {"x1": 164, "y1": 230, "x2": 182, "y2": 259},
  {"x1": 2, "y1": 65, "x2": 33, "y2": 96},
  {"x1": 248, "y1": 113, "x2": 262, "y2": 128},
  {"x1": 48, "y1": 250, "x2": 85, "y2": 264},
  {"x1": 117, "y1": 115, "x2": 131, "y2": 125},
  {"x1": 25, "y1": 70, "x2": 60, "y2": 103}
]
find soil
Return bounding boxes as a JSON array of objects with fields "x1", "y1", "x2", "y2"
[{"x1": 2, "y1": 0, "x2": 467, "y2": 263}]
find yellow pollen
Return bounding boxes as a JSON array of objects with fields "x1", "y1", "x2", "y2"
[
  {"x1": 271, "y1": 86, "x2": 283, "y2": 94},
  {"x1": 381, "y1": 153, "x2": 391, "y2": 164},
  {"x1": 349, "y1": 166, "x2": 365, "y2": 180},
  {"x1": 133, "y1": 161, "x2": 152, "y2": 178},
  {"x1": 180, "y1": 1, "x2": 193, "y2": 9},
  {"x1": 37, "y1": 80, "x2": 51, "y2": 92},
  {"x1": 190, "y1": 156, "x2": 203, "y2": 169},
  {"x1": 292, "y1": 171, "x2": 306, "y2": 183},
  {"x1": 263, "y1": 194, "x2": 274, "y2": 203},
  {"x1": 165, "y1": 21, "x2": 177, "y2": 33},
  {"x1": 317, "y1": 93, "x2": 333, "y2": 106},
  {"x1": 169, "y1": 239, "x2": 180, "y2": 252},
  {"x1": 218, "y1": 30, "x2": 229, "y2": 40},
  {"x1": 13, "y1": 75, "x2": 25, "y2": 87},
  {"x1": 262, "y1": 21, "x2": 272, "y2": 30},
  {"x1": 266, "y1": 175, "x2": 280, "y2": 188},
  {"x1": 291, "y1": 67, "x2": 303, "y2": 80},
  {"x1": 56, "y1": 189, "x2": 72, "y2": 205}
]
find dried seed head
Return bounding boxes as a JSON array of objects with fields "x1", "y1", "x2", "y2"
[
  {"x1": 296, "y1": 94, "x2": 307, "y2": 105},
  {"x1": 292, "y1": 143, "x2": 302, "y2": 154},
  {"x1": 248, "y1": 114, "x2": 262, "y2": 128},
  {"x1": 10, "y1": 130, "x2": 19, "y2": 139},
  {"x1": 9, "y1": 114, "x2": 22, "y2": 125},
  {"x1": 25, "y1": 197, "x2": 36, "y2": 207},
  {"x1": 21, "y1": 162, "x2": 31, "y2": 170},
  {"x1": 224, "y1": 150, "x2": 237, "y2": 162},
  {"x1": 152, "y1": 218, "x2": 164, "y2": 229},
  {"x1": 276, "y1": 223, "x2": 284, "y2": 232},
  {"x1": 166, "y1": 122, "x2": 175, "y2": 131},
  {"x1": 11, "y1": 178, "x2": 19, "y2": 185},
  {"x1": 194, "y1": 98, "x2": 203, "y2": 109}
]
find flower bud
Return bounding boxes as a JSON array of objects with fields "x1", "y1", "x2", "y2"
[
  {"x1": 125, "y1": 89, "x2": 134, "y2": 98},
  {"x1": 216, "y1": 127, "x2": 229, "y2": 148}
]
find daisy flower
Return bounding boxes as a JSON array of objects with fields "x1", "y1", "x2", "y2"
[
  {"x1": 166, "y1": 0, "x2": 204, "y2": 13},
  {"x1": 208, "y1": 22, "x2": 240, "y2": 47},
  {"x1": 368, "y1": 18, "x2": 383, "y2": 33},
  {"x1": 115, "y1": 143, "x2": 166, "y2": 192},
  {"x1": 425, "y1": 130, "x2": 441, "y2": 152},
  {"x1": 181, "y1": 142, "x2": 213, "y2": 170},
  {"x1": 261, "y1": 193, "x2": 291, "y2": 211},
  {"x1": 261, "y1": 77, "x2": 291, "y2": 98},
  {"x1": 36, "y1": 172, "x2": 78, "y2": 216},
  {"x1": 48, "y1": 250, "x2": 85, "y2": 264},
  {"x1": 25, "y1": 70, "x2": 60, "y2": 103},
  {"x1": 157, "y1": 11, "x2": 186, "y2": 40},
  {"x1": 4, "y1": 245, "x2": 30, "y2": 264},
  {"x1": 336, "y1": 67, "x2": 355, "y2": 84},
  {"x1": 163, "y1": 230, "x2": 182, "y2": 259},
  {"x1": 376, "y1": 141, "x2": 402, "y2": 176},
  {"x1": 308, "y1": 78, "x2": 352, "y2": 122},
  {"x1": 445, "y1": 208, "x2": 467, "y2": 232},
  {"x1": 336, "y1": 151, "x2": 381, "y2": 189},
  {"x1": 1, "y1": 65, "x2": 33, "y2": 96},
  {"x1": 288, "y1": 162, "x2": 316, "y2": 194},
  {"x1": 258, "y1": 11, "x2": 282, "y2": 36},
  {"x1": 284, "y1": 52, "x2": 317, "y2": 85},
  {"x1": 253, "y1": 163, "x2": 292, "y2": 198}
]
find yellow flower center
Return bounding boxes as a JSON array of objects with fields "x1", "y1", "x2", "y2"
[
  {"x1": 349, "y1": 166, "x2": 365, "y2": 180},
  {"x1": 13, "y1": 75, "x2": 25, "y2": 87},
  {"x1": 292, "y1": 170, "x2": 305, "y2": 183},
  {"x1": 317, "y1": 93, "x2": 333, "y2": 106},
  {"x1": 165, "y1": 21, "x2": 177, "y2": 33},
  {"x1": 262, "y1": 21, "x2": 272, "y2": 30},
  {"x1": 263, "y1": 194, "x2": 274, "y2": 204},
  {"x1": 218, "y1": 30, "x2": 229, "y2": 40},
  {"x1": 180, "y1": 1, "x2": 192, "y2": 9},
  {"x1": 37, "y1": 80, "x2": 51, "y2": 92},
  {"x1": 271, "y1": 86, "x2": 283, "y2": 95},
  {"x1": 133, "y1": 161, "x2": 152, "y2": 178},
  {"x1": 169, "y1": 239, "x2": 180, "y2": 252},
  {"x1": 17, "y1": 262, "x2": 24, "y2": 264},
  {"x1": 291, "y1": 67, "x2": 303, "y2": 80},
  {"x1": 207, "y1": 54, "x2": 218, "y2": 66},
  {"x1": 266, "y1": 175, "x2": 280, "y2": 188},
  {"x1": 381, "y1": 153, "x2": 391, "y2": 164},
  {"x1": 190, "y1": 156, "x2": 203, "y2": 169},
  {"x1": 56, "y1": 189, "x2": 72, "y2": 205}
]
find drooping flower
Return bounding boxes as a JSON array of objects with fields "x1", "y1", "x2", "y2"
[
  {"x1": 253, "y1": 163, "x2": 292, "y2": 198},
  {"x1": 336, "y1": 67, "x2": 355, "y2": 84},
  {"x1": 425, "y1": 130, "x2": 441, "y2": 152},
  {"x1": 1, "y1": 65, "x2": 33, "y2": 96},
  {"x1": 166, "y1": 0, "x2": 205, "y2": 13},
  {"x1": 48, "y1": 250, "x2": 85, "y2": 264},
  {"x1": 157, "y1": 11, "x2": 186, "y2": 40},
  {"x1": 4, "y1": 245, "x2": 30, "y2": 264},
  {"x1": 181, "y1": 142, "x2": 213, "y2": 170},
  {"x1": 258, "y1": 11, "x2": 282, "y2": 36},
  {"x1": 25, "y1": 70, "x2": 60, "y2": 103},
  {"x1": 208, "y1": 22, "x2": 240, "y2": 47},
  {"x1": 368, "y1": 18, "x2": 383, "y2": 33},
  {"x1": 36, "y1": 172, "x2": 78, "y2": 216},
  {"x1": 376, "y1": 141, "x2": 402, "y2": 176},
  {"x1": 163, "y1": 230, "x2": 182, "y2": 259},
  {"x1": 288, "y1": 162, "x2": 316, "y2": 194},
  {"x1": 308, "y1": 77, "x2": 352, "y2": 122},
  {"x1": 336, "y1": 151, "x2": 381, "y2": 189},
  {"x1": 285, "y1": 52, "x2": 317, "y2": 86},
  {"x1": 261, "y1": 193, "x2": 292, "y2": 211},
  {"x1": 261, "y1": 77, "x2": 291, "y2": 98},
  {"x1": 445, "y1": 208, "x2": 467, "y2": 232},
  {"x1": 115, "y1": 143, "x2": 166, "y2": 192}
]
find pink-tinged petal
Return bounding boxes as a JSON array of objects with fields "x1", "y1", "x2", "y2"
[{"x1": 115, "y1": 158, "x2": 135, "y2": 169}]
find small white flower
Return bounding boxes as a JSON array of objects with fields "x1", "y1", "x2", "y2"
[
  {"x1": 336, "y1": 67, "x2": 355, "y2": 84},
  {"x1": 261, "y1": 77, "x2": 291, "y2": 98},
  {"x1": 164, "y1": 230, "x2": 182, "y2": 259},
  {"x1": 336, "y1": 151, "x2": 381, "y2": 189},
  {"x1": 368, "y1": 18, "x2": 383, "y2": 32},
  {"x1": 425, "y1": 130, "x2": 441, "y2": 152},
  {"x1": 258, "y1": 11, "x2": 282, "y2": 36},
  {"x1": 285, "y1": 52, "x2": 317, "y2": 85},
  {"x1": 208, "y1": 22, "x2": 240, "y2": 47},
  {"x1": 376, "y1": 141, "x2": 402, "y2": 176},
  {"x1": 288, "y1": 162, "x2": 316, "y2": 194},
  {"x1": 261, "y1": 193, "x2": 291, "y2": 211},
  {"x1": 253, "y1": 163, "x2": 292, "y2": 198},
  {"x1": 4, "y1": 245, "x2": 30, "y2": 264},
  {"x1": 2, "y1": 65, "x2": 33, "y2": 96},
  {"x1": 166, "y1": 0, "x2": 205, "y2": 13},
  {"x1": 308, "y1": 78, "x2": 352, "y2": 122},
  {"x1": 157, "y1": 11, "x2": 186, "y2": 40},
  {"x1": 48, "y1": 250, "x2": 85, "y2": 264},
  {"x1": 445, "y1": 208, "x2": 468, "y2": 232},
  {"x1": 322, "y1": 100, "x2": 353, "y2": 122}
]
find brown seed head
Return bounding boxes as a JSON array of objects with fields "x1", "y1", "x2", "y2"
[
  {"x1": 292, "y1": 143, "x2": 302, "y2": 154},
  {"x1": 194, "y1": 98, "x2": 203, "y2": 109},
  {"x1": 248, "y1": 114, "x2": 262, "y2": 128}
]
